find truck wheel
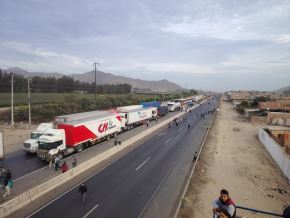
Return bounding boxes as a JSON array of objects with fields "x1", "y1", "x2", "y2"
[{"x1": 76, "y1": 145, "x2": 83, "y2": 153}]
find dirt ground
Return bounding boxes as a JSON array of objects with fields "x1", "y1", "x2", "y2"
[
  {"x1": 0, "y1": 123, "x2": 38, "y2": 155},
  {"x1": 178, "y1": 101, "x2": 290, "y2": 218}
]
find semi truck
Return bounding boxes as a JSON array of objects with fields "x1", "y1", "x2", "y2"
[
  {"x1": 157, "y1": 105, "x2": 169, "y2": 117},
  {"x1": 37, "y1": 110, "x2": 123, "y2": 161},
  {"x1": 117, "y1": 107, "x2": 157, "y2": 130},
  {"x1": 23, "y1": 123, "x2": 53, "y2": 154},
  {"x1": 167, "y1": 102, "x2": 181, "y2": 112}
]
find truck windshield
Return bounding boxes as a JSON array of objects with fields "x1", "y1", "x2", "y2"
[
  {"x1": 31, "y1": 133, "x2": 42, "y2": 139},
  {"x1": 39, "y1": 140, "x2": 63, "y2": 150}
]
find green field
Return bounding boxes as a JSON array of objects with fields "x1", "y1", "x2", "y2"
[
  {"x1": 0, "y1": 92, "x2": 186, "y2": 122},
  {"x1": 0, "y1": 92, "x2": 168, "y2": 107},
  {"x1": 0, "y1": 92, "x2": 87, "y2": 107}
]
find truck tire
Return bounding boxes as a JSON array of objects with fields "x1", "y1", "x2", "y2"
[{"x1": 76, "y1": 145, "x2": 83, "y2": 153}]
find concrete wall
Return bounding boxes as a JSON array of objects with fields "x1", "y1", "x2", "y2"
[{"x1": 258, "y1": 129, "x2": 290, "y2": 180}]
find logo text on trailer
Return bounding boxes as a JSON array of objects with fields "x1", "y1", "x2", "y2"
[{"x1": 98, "y1": 123, "x2": 108, "y2": 133}]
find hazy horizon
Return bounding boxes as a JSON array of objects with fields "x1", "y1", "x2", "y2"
[{"x1": 0, "y1": 0, "x2": 290, "y2": 92}]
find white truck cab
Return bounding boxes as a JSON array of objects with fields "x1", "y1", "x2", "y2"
[
  {"x1": 23, "y1": 123, "x2": 53, "y2": 154},
  {"x1": 37, "y1": 129, "x2": 66, "y2": 161},
  {"x1": 167, "y1": 102, "x2": 181, "y2": 112}
]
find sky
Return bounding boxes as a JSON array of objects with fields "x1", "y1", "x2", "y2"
[{"x1": 0, "y1": 0, "x2": 290, "y2": 92}]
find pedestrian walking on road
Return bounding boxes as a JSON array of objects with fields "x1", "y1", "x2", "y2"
[
  {"x1": 54, "y1": 157, "x2": 60, "y2": 171},
  {"x1": 48, "y1": 156, "x2": 53, "y2": 169},
  {"x1": 78, "y1": 183, "x2": 88, "y2": 205},
  {"x1": 187, "y1": 123, "x2": 191, "y2": 131},
  {"x1": 193, "y1": 152, "x2": 198, "y2": 162},
  {"x1": 2, "y1": 179, "x2": 12, "y2": 200},
  {"x1": 72, "y1": 158, "x2": 77, "y2": 168},
  {"x1": 4, "y1": 169, "x2": 13, "y2": 189},
  {"x1": 61, "y1": 161, "x2": 68, "y2": 173},
  {"x1": 0, "y1": 166, "x2": 6, "y2": 187},
  {"x1": 5, "y1": 169, "x2": 12, "y2": 181}
]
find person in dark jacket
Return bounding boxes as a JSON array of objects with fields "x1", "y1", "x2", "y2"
[
  {"x1": 5, "y1": 169, "x2": 12, "y2": 181},
  {"x1": 78, "y1": 183, "x2": 88, "y2": 205}
]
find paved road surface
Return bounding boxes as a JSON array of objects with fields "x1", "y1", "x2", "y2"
[{"x1": 28, "y1": 99, "x2": 218, "y2": 218}]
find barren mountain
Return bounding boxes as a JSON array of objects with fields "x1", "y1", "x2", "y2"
[{"x1": 3, "y1": 67, "x2": 183, "y2": 92}]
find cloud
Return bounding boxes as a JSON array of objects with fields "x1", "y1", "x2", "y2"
[
  {"x1": 0, "y1": 41, "x2": 102, "y2": 73},
  {"x1": 160, "y1": 1, "x2": 290, "y2": 43},
  {"x1": 0, "y1": 0, "x2": 290, "y2": 91}
]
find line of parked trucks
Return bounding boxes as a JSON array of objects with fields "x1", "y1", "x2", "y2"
[{"x1": 23, "y1": 96, "x2": 203, "y2": 162}]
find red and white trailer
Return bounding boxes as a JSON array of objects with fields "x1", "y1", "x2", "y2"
[{"x1": 37, "y1": 110, "x2": 123, "y2": 161}]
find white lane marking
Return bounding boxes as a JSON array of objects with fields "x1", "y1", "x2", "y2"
[
  {"x1": 165, "y1": 137, "x2": 172, "y2": 145},
  {"x1": 15, "y1": 167, "x2": 47, "y2": 182},
  {"x1": 135, "y1": 157, "x2": 151, "y2": 171},
  {"x1": 178, "y1": 127, "x2": 184, "y2": 132},
  {"x1": 82, "y1": 204, "x2": 99, "y2": 218},
  {"x1": 158, "y1": 132, "x2": 166, "y2": 136}
]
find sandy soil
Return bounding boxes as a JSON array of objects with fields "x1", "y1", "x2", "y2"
[
  {"x1": 0, "y1": 123, "x2": 38, "y2": 155},
  {"x1": 178, "y1": 101, "x2": 290, "y2": 218}
]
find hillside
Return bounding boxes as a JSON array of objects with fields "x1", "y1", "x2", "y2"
[
  {"x1": 2, "y1": 67, "x2": 183, "y2": 92},
  {"x1": 276, "y1": 85, "x2": 290, "y2": 95}
]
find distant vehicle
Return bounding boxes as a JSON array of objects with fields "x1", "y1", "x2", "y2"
[
  {"x1": 167, "y1": 102, "x2": 181, "y2": 112},
  {"x1": 117, "y1": 107, "x2": 157, "y2": 130},
  {"x1": 140, "y1": 101, "x2": 161, "y2": 108},
  {"x1": 23, "y1": 123, "x2": 53, "y2": 154},
  {"x1": 174, "y1": 98, "x2": 187, "y2": 106},
  {"x1": 116, "y1": 105, "x2": 143, "y2": 111},
  {"x1": 186, "y1": 100, "x2": 193, "y2": 107},
  {"x1": 157, "y1": 105, "x2": 169, "y2": 117},
  {"x1": 37, "y1": 111, "x2": 123, "y2": 161}
]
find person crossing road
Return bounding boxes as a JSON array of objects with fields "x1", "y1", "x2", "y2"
[{"x1": 78, "y1": 183, "x2": 88, "y2": 205}]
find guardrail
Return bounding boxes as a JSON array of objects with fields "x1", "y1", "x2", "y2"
[{"x1": 236, "y1": 205, "x2": 283, "y2": 217}]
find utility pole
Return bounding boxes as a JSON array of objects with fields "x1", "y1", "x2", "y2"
[
  {"x1": 28, "y1": 78, "x2": 32, "y2": 128},
  {"x1": 11, "y1": 74, "x2": 14, "y2": 127},
  {"x1": 93, "y1": 62, "x2": 99, "y2": 104}
]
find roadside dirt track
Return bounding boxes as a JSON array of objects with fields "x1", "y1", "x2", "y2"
[{"x1": 178, "y1": 101, "x2": 290, "y2": 218}]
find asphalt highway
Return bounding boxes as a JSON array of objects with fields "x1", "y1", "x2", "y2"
[
  {"x1": 28, "y1": 98, "x2": 218, "y2": 218},
  {"x1": 0, "y1": 110, "x2": 180, "y2": 180}
]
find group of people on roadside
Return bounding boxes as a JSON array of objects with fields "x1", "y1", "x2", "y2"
[
  {"x1": 50, "y1": 157, "x2": 77, "y2": 173},
  {"x1": 0, "y1": 167, "x2": 13, "y2": 200}
]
